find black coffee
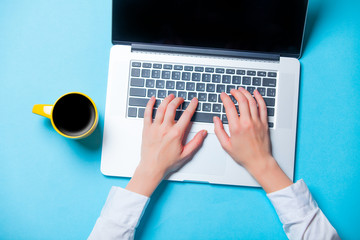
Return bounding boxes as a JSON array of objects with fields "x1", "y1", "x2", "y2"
[{"x1": 52, "y1": 94, "x2": 96, "y2": 136}]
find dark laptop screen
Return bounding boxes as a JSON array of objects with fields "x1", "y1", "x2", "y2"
[{"x1": 112, "y1": 0, "x2": 308, "y2": 58}]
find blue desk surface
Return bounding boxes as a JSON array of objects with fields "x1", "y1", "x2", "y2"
[{"x1": 1, "y1": 0, "x2": 360, "y2": 239}]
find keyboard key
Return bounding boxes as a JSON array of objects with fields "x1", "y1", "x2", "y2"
[
  {"x1": 191, "y1": 112, "x2": 220, "y2": 123},
  {"x1": 142, "y1": 63, "x2": 151, "y2": 68},
  {"x1": 226, "y1": 69, "x2": 235, "y2": 74},
  {"x1": 267, "y1": 108, "x2": 275, "y2": 116},
  {"x1": 242, "y1": 76, "x2": 251, "y2": 85},
  {"x1": 212, "y1": 104, "x2": 221, "y2": 112},
  {"x1": 252, "y1": 77, "x2": 261, "y2": 86},
  {"x1": 174, "y1": 110, "x2": 184, "y2": 120},
  {"x1": 192, "y1": 73, "x2": 201, "y2": 81},
  {"x1": 212, "y1": 74, "x2": 221, "y2": 83},
  {"x1": 208, "y1": 94, "x2": 217, "y2": 102},
  {"x1": 268, "y1": 122, "x2": 274, "y2": 128},
  {"x1": 226, "y1": 85, "x2": 235, "y2": 93},
  {"x1": 232, "y1": 76, "x2": 241, "y2": 84},
  {"x1": 267, "y1": 88, "x2": 276, "y2": 97},
  {"x1": 195, "y1": 66, "x2": 204, "y2": 72},
  {"x1": 198, "y1": 93, "x2": 207, "y2": 101},
  {"x1": 196, "y1": 83, "x2": 205, "y2": 91},
  {"x1": 236, "y1": 69, "x2": 245, "y2": 75},
  {"x1": 130, "y1": 88, "x2": 146, "y2": 97},
  {"x1": 218, "y1": 94, "x2": 222, "y2": 103},
  {"x1": 176, "y1": 81, "x2": 185, "y2": 90},
  {"x1": 168, "y1": 90, "x2": 177, "y2": 97},
  {"x1": 221, "y1": 114, "x2": 228, "y2": 124},
  {"x1": 206, "y1": 83, "x2": 215, "y2": 92},
  {"x1": 146, "y1": 79, "x2": 155, "y2": 88},
  {"x1": 158, "y1": 90, "x2": 167, "y2": 98},
  {"x1": 216, "y1": 68, "x2": 225, "y2": 74},
  {"x1": 172, "y1": 71, "x2": 181, "y2": 80},
  {"x1": 247, "y1": 86, "x2": 255, "y2": 95},
  {"x1": 129, "y1": 97, "x2": 150, "y2": 107},
  {"x1": 178, "y1": 91, "x2": 187, "y2": 99},
  {"x1": 162, "y1": 71, "x2": 171, "y2": 79},
  {"x1": 166, "y1": 81, "x2": 175, "y2": 89},
  {"x1": 268, "y1": 72, "x2": 277, "y2": 77},
  {"x1": 216, "y1": 84, "x2": 225, "y2": 93},
  {"x1": 182, "y1": 72, "x2": 191, "y2": 81},
  {"x1": 153, "y1": 63, "x2": 162, "y2": 69},
  {"x1": 230, "y1": 95, "x2": 237, "y2": 104},
  {"x1": 184, "y1": 66, "x2": 194, "y2": 71},
  {"x1": 182, "y1": 101, "x2": 190, "y2": 110},
  {"x1": 138, "y1": 108, "x2": 145, "y2": 118},
  {"x1": 131, "y1": 68, "x2": 140, "y2": 77},
  {"x1": 202, "y1": 103, "x2": 211, "y2": 112},
  {"x1": 147, "y1": 89, "x2": 156, "y2": 97},
  {"x1": 205, "y1": 67, "x2": 214, "y2": 73},
  {"x1": 154, "y1": 100, "x2": 161, "y2": 108},
  {"x1": 163, "y1": 64, "x2": 172, "y2": 70},
  {"x1": 128, "y1": 107, "x2": 137, "y2": 117},
  {"x1": 247, "y1": 70, "x2": 256, "y2": 76},
  {"x1": 257, "y1": 87, "x2": 266, "y2": 96},
  {"x1": 202, "y1": 73, "x2": 211, "y2": 82},
  {"x1": 152, "y1": 70, "x2": 161, "y2": 78},
  {"x1": 263, "y1": 78, "x2": 276, "y2": 87},
  {"x1": 196, "y1": 103, "x2": 201, "y2": 111},
  {"x1": 264, "y1": 98, "x2": 275, "y2": 106},
  {"x1": 257, "y1": 71, "x2": 266, "y2": 77},
  {"x1": 174, "y1": 65, "x2": 183, "y2": 70},
  {"x1": 222, "y1": 75, "x2": 231, "y2": 84},
  {"x1": 130, "y1": 78, "x2": 144, "y2": 87},
  {"x1": 186, "y1": 82, "x2": 195, "y2": 91},
  {"x1": 141, "y1": 69, "x2": 150, "y2": 78},
  {"x1": 132, "y1": 62, "x2": 141, "y2": 67},
  {"x1": 156, "y1": 80, "x2": 165, "y2": 89},
  {"x1": 188, "y1": 92, "x2": 197, "y2": 100}
]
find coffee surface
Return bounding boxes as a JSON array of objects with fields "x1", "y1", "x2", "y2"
[{"x1": 52, "y1": 94, "x2": 95, "y2": 136}]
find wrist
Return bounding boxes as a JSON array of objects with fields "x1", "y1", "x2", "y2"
[
  {"x1": 125, "y1": 165, "x2": 164, "y2": 197},
  {"x1": 246, "y1": 155, "x2": 276, "y2": 177},
  {"x1": 247, "y1": 156, "x2": 293, "y2": 193}
]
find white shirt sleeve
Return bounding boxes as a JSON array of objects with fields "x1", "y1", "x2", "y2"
[
  {"x1": 88, "y1": 186, "x2": 149, "y2": 240},
  {"x1": 267, "y1": 179, "x2": 340, "y2": 240}
]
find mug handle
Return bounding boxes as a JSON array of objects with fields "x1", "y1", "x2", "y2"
[{"x1": 32, "y1": 104, "x2": 53, "y2": 119}]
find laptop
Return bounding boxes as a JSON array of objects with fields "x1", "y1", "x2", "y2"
[{"x1": 101, "y1": 0, "x2": 309, "y2": 187}]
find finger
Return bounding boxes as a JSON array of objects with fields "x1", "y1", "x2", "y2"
[
  {"x1": 238, "y1": 87, "x2": 259, "y2": 121},
  {"x1": 231, "y1": 88, "x2": 251, "y2": 120},
  {"x1": 254, "y1": 89, "x2": 268, "y2": 125},
  {"x1": 181, "y1": 130, "x2": 207, "y2": 159},
  {"x1": 154, "y1": 94, "x2": 175, "y2": 124},
  {"x1": 213, "y1": 116, "x2": 231, "y2": 151},
  {"x1": 176, "y1": 97, "x2": 198, "y2": 131},
  {"x1": 144, "y1": 96, "x2": 156, "y2": 126},
  {"x1": 163, "y1": 97, "x2": 184, "y2": 125},
  {"x1": 220, "y1": 92, "x2": 239, "y2": 127}
]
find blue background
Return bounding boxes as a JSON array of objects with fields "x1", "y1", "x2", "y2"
[{"x1": 1, "y1": 0, "x2": 359, "y2": 239}]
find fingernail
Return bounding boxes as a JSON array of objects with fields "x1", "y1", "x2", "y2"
[{"x1": 201, "y1": 130, "x2": 208, "y2": 137}]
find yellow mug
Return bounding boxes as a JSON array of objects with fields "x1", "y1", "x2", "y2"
[{"x1": 32, "y1": 92, "x2": 98, "y2": 139}]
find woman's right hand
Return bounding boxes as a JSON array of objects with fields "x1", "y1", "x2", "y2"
[{"x1": 214, "y1": 87, "x2": 292, "y2": 193}]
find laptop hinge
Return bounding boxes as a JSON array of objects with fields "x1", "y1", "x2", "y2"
[{"x1": 131, "y1": 43, "x2": 280, "y2": 61}]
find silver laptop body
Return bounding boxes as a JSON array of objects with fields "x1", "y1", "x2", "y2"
[{"x1": 101, "y1": 0, "x2": 308, "y2": 187}]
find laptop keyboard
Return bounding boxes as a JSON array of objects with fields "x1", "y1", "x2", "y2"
[{"x1": 127, "y1": 61, "x2": 276, "y2": 128}]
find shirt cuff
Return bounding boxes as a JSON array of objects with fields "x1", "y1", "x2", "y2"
[
  {"x1": 100, "y1": 186, "x2": 150, "y2": 229},
  {"x1": 266, "y1": 179, "x2": 318, "y2": 224}
]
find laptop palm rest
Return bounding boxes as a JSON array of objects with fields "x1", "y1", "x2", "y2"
[{"x1": 177, "y1": 132, "x2": 227, "y2": 176}]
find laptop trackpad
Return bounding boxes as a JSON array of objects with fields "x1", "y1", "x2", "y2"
[{"x1": 178, "y1": 133, "x2": 227, "y2": 176}]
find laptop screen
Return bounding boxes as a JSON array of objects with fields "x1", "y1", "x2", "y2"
[{"x1": 112, "y1": 0, "x2": 308, "y2": 58}]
